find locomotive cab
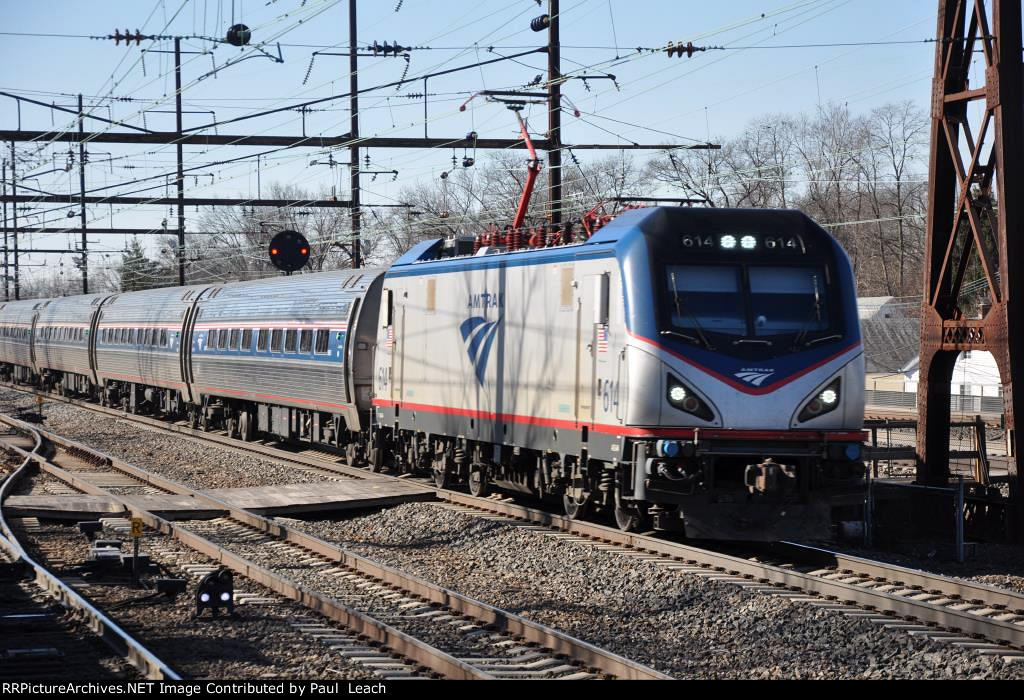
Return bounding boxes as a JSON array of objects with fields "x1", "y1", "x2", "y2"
[{"x1": 615, "y1": 207, "x2": 866, "y2": 540}]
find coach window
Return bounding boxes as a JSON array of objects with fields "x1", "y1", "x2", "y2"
[
  {"x1": 257, "y1": 329, "x2": 269, "y2": 352},
  {"x1": 218, "y1": 329, "x2": 229, "y2": 350},
  {"x1": 208, "y1": 330, "x2": 218, "y2": 349},
  {"x1": 271, "y1": 329, "x2": 283, "y2": 353},
  {"x1": 242, "y1": 329, "x2": 253, "y2": 351},
  {"x1": 128, "y1": 329, "x2": 135, "y2": 345},
  {"x1": 230, "y1": 329, "x2": 240, "y2": 350},
  {"x1": 284, "y1": 329, "x2": 297, "y2": 353},
  {"x1": 119, "y1": 328, "x2": 127, "y2": 344},
  {"x1": 300, "y1": 329, "x2": 313, "y2": 353},
  {"x1": 160, "y1": 329, "x2": 168, "y2": 347},
  {"x1": 315, "y1": 329, "x2": 330, "y2": 354}
]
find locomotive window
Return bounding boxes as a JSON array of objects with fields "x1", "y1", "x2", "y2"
[
  {"x1": 748, "y1": 267, "x2": 829, "y2": 337},
  {"x1": 284, "y1": 329, "x2": 297, "y2": 353},
  {"x1": 257, "y1": 329, "x2": 269, "y2": 352},
  {"x1": 315, "y1": 329, "x2": 330, "y2": 354},
  {"x1": 229, "y1": 329, "x2": 241, "y2": 350},
  {"x1": 300, "y1": 329, "x2": 313, "y2": 353},
  {"x1": 242, "y1": 329, "x2": 253, "y2": 351},
  {"x1": 218, "y1": 329, "x2": 228, "y2": 350},
  {"x1": 271, "y1": 329, "x2": 283, "y2": 353},
  {"x1": 665, "y1": 265, "x2": 746, "y2": 337}
]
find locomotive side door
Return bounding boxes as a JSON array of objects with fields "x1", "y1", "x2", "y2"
[
  {"x1": 575, "y1": 271, "x2": 612, "y2": 433},
  {"x1": 384, "y1": 289, "x2": 405, "y2": 407}
]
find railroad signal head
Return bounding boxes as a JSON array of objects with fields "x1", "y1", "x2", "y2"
[
  {"x1": 196, "y1": 568, "x2": 234, "y2": 617},
  {"x1": 268, "y1": 230, "x2": 311, "y2": 272}
]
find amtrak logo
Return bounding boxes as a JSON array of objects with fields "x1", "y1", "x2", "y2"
[
  {"x1": 734, "y1": 368, "x2": 775, "y2": 386},
  {"x1": 460, "y1": 316, "x2": 502, "y2": 385}
]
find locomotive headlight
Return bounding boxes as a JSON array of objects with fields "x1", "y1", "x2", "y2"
[
  {"x1": 719, "y1": 235, "x2": 737, "y2": 249},
  {"x1": 798, "y1": 378, "x2": 842, "y2": 423},
  {"x1": 740, "y1": 235, "x2": 757, "y2": 250},
  {"x1": 667, "y1": 374, "x2": 714, "y2": 421}
]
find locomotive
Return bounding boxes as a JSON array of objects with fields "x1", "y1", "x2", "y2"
[{"x1": 0, "y1": 207, "x2": 867, "y2": 540}]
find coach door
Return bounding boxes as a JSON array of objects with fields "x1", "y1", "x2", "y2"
[
  {"x1": 86, "y1": 298, "x2": 109, "y2": 384},
  {"x1": 180, "y1": 293, "x2": 205, "y2": 404},
  {"x1": 575, "y1": 271, "x2": 610, "y2": 430}
]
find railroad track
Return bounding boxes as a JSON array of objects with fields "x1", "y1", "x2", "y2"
[
  {"x1": 6, "y1": 384, "x2": 1024, "y2": 662},
  {"x1": 0, "y1": 411, "x2": 669, "y2": 681},
  {"x1": 0, "y1": 425, "x2": 181, "y2": 680}
]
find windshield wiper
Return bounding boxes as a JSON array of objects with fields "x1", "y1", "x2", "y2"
[
  {"x1": 661, "y1": 329, "x2": 704, "y2": 345},
  {"x1": 804, "y1": 333, "x2": 842, "y2": 347},
  {"x1": 791, "y1": 274, "x2": 824, "y2": 349},
  {"x1": 669, "y1": 271, "x2": 714, "y2": 350},
  {"x1": 733, "y1": 338, "x2": 773, "y2": 346}
]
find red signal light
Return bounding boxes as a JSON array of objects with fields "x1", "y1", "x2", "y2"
[{"x1": 267, "y1": 230, "x2": 310, "y2": 272}]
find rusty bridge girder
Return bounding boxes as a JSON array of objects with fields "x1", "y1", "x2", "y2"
[{"x1": 918, "y1": 0, "x2": 1023, "y2": 536}]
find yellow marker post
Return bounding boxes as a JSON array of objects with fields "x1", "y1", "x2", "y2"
[{"x1": 130, "y1": 517, "x2": 143, "y2": 585}]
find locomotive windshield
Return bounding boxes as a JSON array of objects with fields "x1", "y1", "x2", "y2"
[{"x1": 664, "y1": 264, "x2": 834, "y2": 352}]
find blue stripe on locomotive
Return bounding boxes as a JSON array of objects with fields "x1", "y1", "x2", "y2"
[{"x1": 388, "y1": 207, "x2": 862, "y2": 392}]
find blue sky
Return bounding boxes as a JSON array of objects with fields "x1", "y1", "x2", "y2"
[{"x1": 0, "y1": 0, "x2": 940, "y2": 280}]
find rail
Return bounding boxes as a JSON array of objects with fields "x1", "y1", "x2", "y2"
[{"x1": 0, "y1": 421, "x2": 183, "y2": 680}]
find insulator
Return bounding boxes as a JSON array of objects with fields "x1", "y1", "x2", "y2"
[
  {"x1": 302, "y1": 54, "x2": 316, "y2": 85},
  {"x1": 462, "y1": 157, "x2": 475, "y2": 168},
  {"x1": 473, "y1": 235, "x2": 481, "y2": 253},
  {"x1": 510, "y1": 228, "x2": 521, "y2": 251},
  {"x1": 530, "y1": 14, "x2": 550, "y2": 32},
  {"x1": 548, "y1": 225, "x2": 562, "y2": 247}
]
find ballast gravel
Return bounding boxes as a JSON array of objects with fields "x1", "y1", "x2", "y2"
[{"x1": 282, "y1": 503, "x2": 1024, "y2": 679}]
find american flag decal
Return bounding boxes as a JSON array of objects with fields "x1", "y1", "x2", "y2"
[
  {"x1": 385, "y1": 326, "x2": 394, "y2": 349},
  {"x1": 597, "y1": 324, "x2": 609, "y2": 353}
]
